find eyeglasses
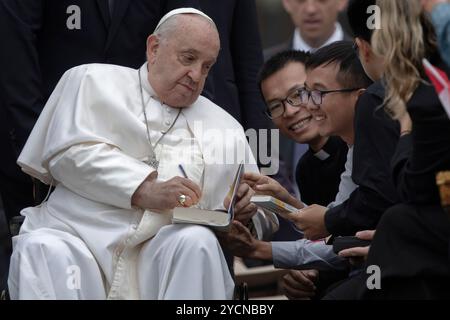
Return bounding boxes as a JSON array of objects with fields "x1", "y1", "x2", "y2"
[
  {"x1": 265, "y1": 87, "x2": 305, "y2": 119},
  {"x1": 299, "y1": 87, "x2": 362, "y2": 107}
]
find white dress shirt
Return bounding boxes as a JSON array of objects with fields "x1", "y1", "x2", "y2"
[{"x1": 292, "y1": 22, "x2": 345, "y2": 53}]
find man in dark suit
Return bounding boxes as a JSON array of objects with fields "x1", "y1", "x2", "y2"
[
  {"x1": 0, "y1": 197, "x2": 9, "y2": 298},
  {"x1": 0, "y1": 0, "x2": 199, "y2": 293},
  {"x1": 199, "y1": 0, "x2": 272, "y2": 140},
  {"x1": 264, "y1": 0, "x2": 352, "y2": 196},
  {"x1": 265, "y1": 0, "x2": 351, "y2": 58}
]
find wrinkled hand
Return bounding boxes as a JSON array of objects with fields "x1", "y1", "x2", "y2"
[
  {"x1": 132, "y1": 171, "x2": 202, "y2": 211},
  {"x1": 224, "y1": 182, "x2": 257, "y2": 225},
  {"x1": 217, "y1": 221, "x2": 273, "y2": 260},
  {"x1": 282, "y1": 269, "x2": 319, "y2": 300},
  {"x1": 338, "y1": 230, "x2": 375, "y2": 266},
  {"x1": 217, "y1": 220, "x2": 256, "y2": 258},
  {"x1": 243, "y1": 172, "x2": 303, "y2": 208}
]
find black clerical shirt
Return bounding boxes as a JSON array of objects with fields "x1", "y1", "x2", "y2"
[{"x1": 296, "y1": 136, "x2": 348, "y2": 206}]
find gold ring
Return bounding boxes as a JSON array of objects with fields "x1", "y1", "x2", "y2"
[{"x1": 178, "y1": 194, "x2": 187, "y2": 206}]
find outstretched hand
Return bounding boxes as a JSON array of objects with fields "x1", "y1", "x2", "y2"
[
  {"x1": 223, "y1": 182, "x2": 257, "y2": 225},
  {"x1": 281, "y1": 204, "x2": 329, "y2": 240},
  {"x1": 243, "y1": 172, "x2": 303, "y2": 209},
  {"x1": 217, "y1": 220, "x2": 256, "y2": 258},
  {"x1": 217, "y1": 220, "x2": 273, "y2": 260}
]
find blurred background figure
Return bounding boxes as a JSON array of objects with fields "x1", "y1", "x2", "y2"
[
  {"x1": 264, "y1": 0, "x2": 351, "y2": 57},
  {"x1": 420, "y1": 0, "x2": 450, "y2": 66},
  {"x1": 200, "y1": 0, "x2": 272, "y2": 148}
]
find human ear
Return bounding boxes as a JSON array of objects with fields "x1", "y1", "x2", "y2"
[
  {"x1": 282, "y1": 0, "x2": 293, "y2": 14},
  {"x1": 356, "y1": 38, "x2": 372, "y2": 64},
  {"x1": 146, "y1": 35, "x2": 159, "y2": 65},
  {"x1": 356, "y1": 88, "x2": 366, "y2": 97},
  {"x1": 338, "y1": 0, "x2": 349, "y2": 12}
]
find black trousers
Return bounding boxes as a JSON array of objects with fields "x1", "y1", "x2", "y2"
[
  {"x1": 0, "y1": 133, "x2": 35, "y2": 222},
  {"x1": 322, "y1": 272, "x2": 366, "y2": 300},
  {"x1": 0, "y1": 132, "x2": 30, "y2": 292},
  {"x1": 359, "y1": 204, "x2": 450, "y2": 299},
  {"x1": 0, "y1": 202, "x2": 11, "y2": 293}
]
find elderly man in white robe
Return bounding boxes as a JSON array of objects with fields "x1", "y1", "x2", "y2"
[{"x1": 8, "y1": 8, "x2": 278, "y2": 300}]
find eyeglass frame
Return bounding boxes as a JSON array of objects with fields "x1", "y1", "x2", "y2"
[
  {"x1": 299, "y1": 87, "x2": 362, "y2": 108},
  {"x1": 264, "y1": 86, "x2": 306, "y2": 119}
]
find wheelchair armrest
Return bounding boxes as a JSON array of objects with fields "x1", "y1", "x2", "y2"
[{"x1": 9, "y1": 216, "x2": 25, "y2": 237}]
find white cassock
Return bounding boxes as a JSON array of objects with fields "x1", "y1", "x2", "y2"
[{"x1": 8, "y1": 63, "x2": 278, "y2": 300}]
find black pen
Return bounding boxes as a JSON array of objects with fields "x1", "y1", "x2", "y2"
[{"x1": 178, "y1": 164, "x2": 189, "y2": 179}]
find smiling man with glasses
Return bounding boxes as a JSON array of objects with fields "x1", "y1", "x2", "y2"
[
  {"x1": 265, "y1": 86, "x2": 304, "y2": 120},
  {"x1": 299, "y1": 86, "x2": 363, "y2": 108},
  {"x1": 291, "y1": 41, "x2": 373, "y2": 240},
  {"x1": 259, "y1": 50, "x2": 348, "y2": 211},
  {"x1": 303, "y1": 51, "x2": 368, "y2": 149}
]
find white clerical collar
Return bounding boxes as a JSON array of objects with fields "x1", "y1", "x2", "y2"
[
  {"x1": 313, "y1": 149, "x2": 330, "y2": 161},
  {"x1": 293, "y1": 23, "x2": 344, "y2": 53}
]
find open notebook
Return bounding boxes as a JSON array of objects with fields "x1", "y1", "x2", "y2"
[{"x1": 172, "y1": 162, "x2": 244, "y2": 231}]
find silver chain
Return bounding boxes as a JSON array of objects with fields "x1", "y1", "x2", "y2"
[{"x1": 138, "y1": 69, "x2": 181, "y2": 169}]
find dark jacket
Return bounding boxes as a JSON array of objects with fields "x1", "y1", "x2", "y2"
[
  {"x1": 200, "y1": 0, "x2": 271, "y2": 132},
  {"x1": 263, "y1": 28, "x2": 353, "y2": 61},
  {"x1": 0, "y1": 0, "x2": 199, "y2": 219},
  {"x1": 391, "y1": 57, "x2": 450, "y2": 205},
  {"x1": 325, "y1": 81, "x2": 401, "y2": 235},
  {"x1": 0, "y1": 0, "x2": 200, "y2": 155}
]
